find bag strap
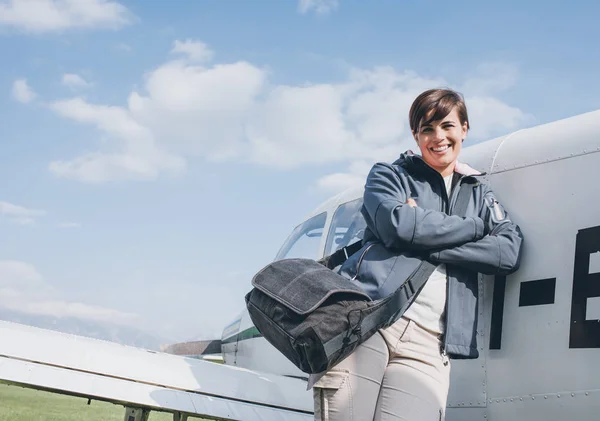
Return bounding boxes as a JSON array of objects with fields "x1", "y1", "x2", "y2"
[
  {"x1": 366, "y1": 180, "x2": 477, "y2": 328},
  {"x1": 318, "y1": 240, "x2": 363, "y2": 270},
  {"x1": 323, "y1": 180, "x2": 477, "y2": 359}
]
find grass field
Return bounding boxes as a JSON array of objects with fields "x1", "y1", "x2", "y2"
[{"x1": 0, "y1": 383, "x2": 208, "y2": 420}]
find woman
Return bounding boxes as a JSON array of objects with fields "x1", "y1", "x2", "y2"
[{"x1": 310, "y1": 88, "x2": 523, "y2": 420}]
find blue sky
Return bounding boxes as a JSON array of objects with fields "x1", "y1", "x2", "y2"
[{"x1": 1, "y1": 0, "x2": 599, "y2": 343}]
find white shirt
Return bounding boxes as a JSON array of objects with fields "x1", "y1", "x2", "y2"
[{"x1": 403, "y1": 173, "x2": 453, "y2": 334}]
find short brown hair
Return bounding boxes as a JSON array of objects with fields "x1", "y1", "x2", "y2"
[{"x1": 409, "y1": 88, "x2": 469, "y2": 134}]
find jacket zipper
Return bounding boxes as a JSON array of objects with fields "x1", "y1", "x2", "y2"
[
  {"x1": 413, "y1": 156, "x2": 479, "y2": 357},
  {"x1": 351, "y1": 242, "x2": 377, "y2": 281},
  {"x1": 441, "y1": 174, "x2": 466, "y2": 355},
  {"x1": 415, "y1": 158, "x2": 455, "y2": 355}
]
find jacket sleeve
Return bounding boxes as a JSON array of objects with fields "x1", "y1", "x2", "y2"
[
  {"x1": 362, "y1": 163, "x2": 486, "y2": 251},
  {"x1": 427, "y1": 185, "x2": 524, "y2": 275}
]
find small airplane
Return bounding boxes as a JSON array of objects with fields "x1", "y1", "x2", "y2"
[
  {"x1": 2, "y1": 107, "x2": 600, "y2": 420},
  {"x1": 220, "y1": 107, "x2": 600, "y2": 420}
]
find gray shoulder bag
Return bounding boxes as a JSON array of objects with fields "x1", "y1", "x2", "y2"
[{"x1": 245, "y1": 181, "x2": 475, "y2": 374}]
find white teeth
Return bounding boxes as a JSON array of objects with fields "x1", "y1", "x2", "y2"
[{"x1": 432, "y1": 145, "x2": 450, "y2": 152}]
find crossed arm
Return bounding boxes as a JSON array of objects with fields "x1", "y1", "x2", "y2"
[
  {"x1": 424, "y1": 190, "x2": 524, "y2": 275},
  {"x1": 363, "y1": 163, "x2": 523, "y2": 275}
]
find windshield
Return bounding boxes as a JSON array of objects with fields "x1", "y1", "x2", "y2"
[
  {"x1": 275, "y1": 212, "x2": 327, "y2": 261},
  {"x1": 324, "y1": 199, "x2": 366, "y2": 257}
]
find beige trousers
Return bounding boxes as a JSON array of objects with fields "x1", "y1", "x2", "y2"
[{"x1": 312, "y1": 317, "x2": 450, "y2": 421}]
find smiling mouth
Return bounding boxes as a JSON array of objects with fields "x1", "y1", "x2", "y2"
[{"x1": 430, "y1": 145, "x2": 451, "y2": 153}]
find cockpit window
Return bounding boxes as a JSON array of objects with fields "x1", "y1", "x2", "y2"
[
  {"x1": 275, "y1": 212, "x2": 327, "y2": 261},
  {"x1": 324, "y1": 199, "x2": 366, "y2": 257}
]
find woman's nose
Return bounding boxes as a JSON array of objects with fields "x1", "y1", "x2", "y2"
[{"x1": 433, "y1": 127, "x2": 445, "y2": 141}]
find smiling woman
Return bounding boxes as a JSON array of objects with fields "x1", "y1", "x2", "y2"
[{"x1": 311, "y1": 88, "x2": 523, "y2": 421}]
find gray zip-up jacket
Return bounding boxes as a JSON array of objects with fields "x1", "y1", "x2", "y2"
[{"x1": 348, "y1": 152, "x2": 523, "y2": 359}]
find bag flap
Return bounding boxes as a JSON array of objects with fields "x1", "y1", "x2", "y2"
[{"x1": 251, "y1": 258, "x2": 371, "y2": 315}]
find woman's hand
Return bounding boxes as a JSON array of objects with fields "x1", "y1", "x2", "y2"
[{"x1": 406, "y1": 198, "x2": 417, "y2": 208}]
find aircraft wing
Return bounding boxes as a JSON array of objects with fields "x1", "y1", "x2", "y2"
[{"x1": 0, "y1": 321, "x2": 313, "y2": 420}]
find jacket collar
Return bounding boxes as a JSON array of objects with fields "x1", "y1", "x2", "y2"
[{"x1": 403, "y1": 150, "x2": 485, "y2": 177}]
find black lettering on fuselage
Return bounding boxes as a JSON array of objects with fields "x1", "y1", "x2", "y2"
[
  {"x1": 489, "y1": 275, "x2": 506, "y2": 350},
  {"x1": 487, "y1": 226, "x2": 600, "y2": 351},
  {"x1": 519, "y1": 278, "x2": 556, "y2": 307},
  {"x1": 569, "y1": 225, "x2": 600, "y2": 348}
]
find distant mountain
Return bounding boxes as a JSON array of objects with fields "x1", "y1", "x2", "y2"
[{"x1": 0, "y1": 309, "x2": 168, "y2": 351}]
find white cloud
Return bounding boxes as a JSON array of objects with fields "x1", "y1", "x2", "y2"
[
  {"x1": 298, "y1": 0, "x2": 339, "y2": 15},
  {"x1": 458, "y1": 62, "x2": 535, "y2": 139},
  {"x1": 465, "y1": 96, "x2": 534, "y2": 140},
  {"x1": 49, "y1": 97, "x2": 185, "y2": 182},
  {"x1": 0, "y1": 201, "x2": 45, "y2": 225},
  {"x1": 0, "y1": 261, "x2": 43, "y2": 287},
  {"x1": 245, "y1": 67, "x2": 444, "y2": 169},
  {"x1": 171, "y1": 39, "x2": 214, "y2": 63},
  {"x1": 316, "y1": 172, "x2": 364, "y2": 193},
  {"x1": 12, "y1": 217, "x2": 35, "y2": 225},
  {"x1": 0, "y1": 293, "x2": 139, "y2": 324},
  {"x1": 128, "y1": 59, "x2": 265, "y2": 163},
  {"x1": 0, "y1": 260, "x2": 138, "y2": 325},
  {"x1": 310, "y1": 63, "x2": 531, "y2": 194},
  {"x1": 246, "y1": 83, "x2": 354, "y2": 168},
  {"x1": 48, "y1": 50, "x2": 264, "y2": 182},
  {"x1": 62, "y1": 73, "x2": 92, "y2": 89},
  {"x1": 316, "y1": 160, "x2": 373, "y2": 193},
  {"x1": 11, "y1": 78, "x2": 36, "y2": 103},
  {"x1": 0, "y1": 0, "x2": 134, "y2": 33},
  {"x1": 58, "y1": 222, "x2": 81, "y2": 228},
  {"x1": 44, "y1": 42, "x2": 529, "y2": 184}
]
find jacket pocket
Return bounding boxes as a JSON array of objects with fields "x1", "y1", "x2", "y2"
[
  {"x1": 313, "y1": 370, "x2": 352, "y2": 421},
  {"x1": 312, "y1": 369, "x2": 349, "y2": 390}
]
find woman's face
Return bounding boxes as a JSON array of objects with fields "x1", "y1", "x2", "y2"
[{"x1": 414, "y1": 107, "x2": 467, "y2": 177}]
